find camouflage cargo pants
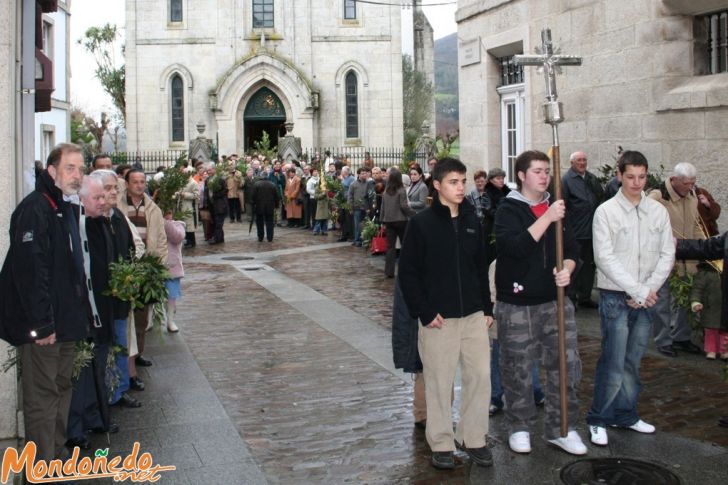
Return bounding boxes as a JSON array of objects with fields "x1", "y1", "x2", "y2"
[{"x1": 495, "y1": 300, "x2": 582, "y2": 440}]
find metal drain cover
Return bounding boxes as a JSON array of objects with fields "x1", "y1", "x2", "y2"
[
  {"x1": 561, "y1": 458, "x2": 681, "y2": 485},
  {"x1": 222, "y1": 256, "x2": 254, "y2": 261}
]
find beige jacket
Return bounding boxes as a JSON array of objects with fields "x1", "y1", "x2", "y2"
[
  {"x1": 647, "y1": 180, "x2": 704, "y2": 273},
  {"x1": 118, "y1": 193, "x2": 168, "y2": 264}
]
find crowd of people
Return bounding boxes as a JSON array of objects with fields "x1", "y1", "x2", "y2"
[
  {"x1": 392, "y1": 149, "x2": 727, "y2": 470},
  {"x1": 1, "y1": 140, "x2": 726, "y2": 474}
]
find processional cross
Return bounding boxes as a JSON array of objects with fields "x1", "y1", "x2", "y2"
[{"x1": 515, "y1": 29, "x2": 582, "y2": 438}]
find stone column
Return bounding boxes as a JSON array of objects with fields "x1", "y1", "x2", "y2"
[{"x1": 0, "y1": 0, "x2": 19, "y2": 441}]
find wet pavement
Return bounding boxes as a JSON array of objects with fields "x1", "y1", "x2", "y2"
[{"x1": 46, "y1": 221, "x2": 728, "y2": 483}]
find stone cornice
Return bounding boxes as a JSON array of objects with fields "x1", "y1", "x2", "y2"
[
  {"x1": 456, "y1": 0, "x2": 516, "y2": 24},
  {"x1": 136, "y1": 38, "x2": 216, "y2": 46}
]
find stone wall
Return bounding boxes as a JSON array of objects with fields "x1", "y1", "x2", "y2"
[
  {"x1": 0, "y1": 0, "x2": 19, "y2": 440},
  {"x1": 457, "y1": 0, "x2": 728, "y2": 228}
]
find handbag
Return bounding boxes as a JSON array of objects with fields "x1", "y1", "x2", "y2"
[{"x1": 370, "y1": 227, "x2": 388, "y2": 255}]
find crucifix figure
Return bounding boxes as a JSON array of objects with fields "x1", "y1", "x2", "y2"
[{"x1": 515, "y1": 28, "x2": 582, "y2": 438}]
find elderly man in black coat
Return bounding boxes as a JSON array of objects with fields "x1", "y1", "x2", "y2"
[
  {"x1": 252, "y1": 171, "x2": 282, "y2": 242},
  {"x1": 676, "y1": 232, "x2": 728, "y2": 428}
]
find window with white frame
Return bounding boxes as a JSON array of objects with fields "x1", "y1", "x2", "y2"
[
  {"x1": 253, "y1": 0, "x2": 274, "y2": 28},
  {"x1": 170, "y1": 0, "x2": 183, "y2": 23},
  {"x1": 41, "y1": 126, "x2": 55, "y2": 164},
  {"x1": 42, "y1": 20, "x2": 54, "y2": 61},
  {"x1": 345, "y1": 71, "x2": 359, "y2": 138},
  {"x1": 344, "y1": 0, "x2": 356, "y2": 20},
  {"x1": 497, "y1": 55, "x2": 525, "y2": 183},
  {"x1": 170, "y1": 75, "x2": 185, "y2": 142}
]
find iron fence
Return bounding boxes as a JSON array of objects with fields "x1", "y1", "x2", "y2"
[
  {"x1": 104, "y1": 150, "x2": 188, "y2": 174},
  {"x1": 301, "y1": 147, "x2": 426, "y2": 171}
]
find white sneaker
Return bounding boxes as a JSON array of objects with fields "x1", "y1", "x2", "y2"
[
  {"x1": 548, "y1": 430, "x2": 588, "y2": 455},
  {"x1": 628, "y1": 419, "x2": 655, "y2": 434},
  {"x1": 167, "y1": 321, "x2": 179, "y2": 333},
  {"x1": 589, "y1": 425, "x2": 608, "y2": 446},
  {"x1": 509, "y1": 431, "x2": 531, "y2": 453}
]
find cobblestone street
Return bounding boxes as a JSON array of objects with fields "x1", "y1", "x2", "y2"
[{"x1": 86, "y1": 222, "x2": 728, "y2": 484}]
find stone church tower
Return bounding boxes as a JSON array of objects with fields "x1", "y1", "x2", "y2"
[{"x1": 125, "y1": 0, "x2": 404, "y2": 155}]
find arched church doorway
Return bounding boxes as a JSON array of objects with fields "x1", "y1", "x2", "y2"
[{"x1": 243, "y1": 87, "x2": 287, "y2": 151}]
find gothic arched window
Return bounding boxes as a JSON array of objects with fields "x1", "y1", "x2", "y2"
[
  {"x1": 171, "y1": 74, "x2": 185, "y2": 142},
  {"x1": 170, "y1": 0, "x2": 183, "y2": 22},
  {"x1": 345, "y1": 71, "x2": 358, "y2": 138}
]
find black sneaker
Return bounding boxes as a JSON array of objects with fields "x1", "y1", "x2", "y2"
[
  {"x1": 431, "y1": 451, "x2": 455, "y2": 469},
  {"x1": 456, "y1": 441, "x2": 493, "y2": 467}
]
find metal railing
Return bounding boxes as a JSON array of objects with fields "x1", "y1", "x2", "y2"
[
  {"x1": 301, "y1": 146, "x2": 426, "y2": 171},
  {"x1": 104, "y1": 150, "x2": 188, "y2": 174}
]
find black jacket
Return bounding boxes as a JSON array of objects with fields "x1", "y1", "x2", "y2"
[
  {"x1": 0, "y1": 171, "x2": 88, "y2": 345},
  {"x1": 85, "y1": 216, "x2": 115, "y2": 344},
  {"x1": 109, "y1": 208, "x2": 135, "y2": 320},
  {"x1": 494, "y1": 193, "x2": 580, "y2": 306},
  {"x1": 398, "y1": 195, "x2": 492, "y2": 326},
  {"x1": 391, "y1": 279, "x2": 422, "y2": 373},
  {"x1": 676, "y1": 233, "x2": 728, "y2": 332},
  {"x1": 252, "y1": 179, "x2": 281, "y2": 216},
  {"x1": 561, "y1": 168, "x2": 603, "y2": 240}
]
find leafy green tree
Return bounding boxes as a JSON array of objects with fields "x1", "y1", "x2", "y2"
[
  {"x1": 79, "y1": 24, "x2": 125, "y2": 124},
  {"x1": 402, "y1": 54, "x2": 434, "y2": 156}
]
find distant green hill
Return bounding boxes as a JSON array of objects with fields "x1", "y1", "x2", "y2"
[
  {"x1": 435, "y1": 33, "x2": 458, "y2": 134},
  {"x1": 435, "y1": 33, "x2": 458, "y2": 96}
]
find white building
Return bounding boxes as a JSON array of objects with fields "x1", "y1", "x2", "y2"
[
  {"x1": 125, "y1": 0, "x2": 405, "y2": 154},
  {"x1": 35, "y1": 4, "x2": 72, "y2": 163},
  {"x1": 456, "y1": 0, "x2": 728, "y2": 221}
]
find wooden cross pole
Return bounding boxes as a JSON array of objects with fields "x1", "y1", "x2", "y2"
[{"x1": 514, "y1": 28, "x2": 582, "y2": 438}]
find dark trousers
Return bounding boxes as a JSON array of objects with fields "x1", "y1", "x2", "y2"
[
  {"x1": 201, "y1": 210, "x2": 214, "y2": 241},
  {"x1": 302, "y1": 196, "x2": 311, "y2": 227},
  {"x1": 306, "y1": 198, "x2": 317, "y2": 228},
  {"x1": 21, "y1": 341, "x2": 75, "y2": 461},
  {"x1": 134, "y1": 305, "x2": 150, "y2": 355},
  {"x1": 213, "y1": 212, "x2": 226, "y2": 242},
  {"x1": 340, "y1": 209, "x2": 353, "y2": 239},
  {"x1": 384, "y1": 220, "x2": 407, "y2": 277},
  {"x1": 256, "y1": 213, "x2": 275, "y2": 241},
  {"x1": 67, "y1": 342, "x2": 109, "y2": 439},
  {"x1": 570, "y1": 239, "x2": 595, "y2": 304},
  {"x1": 228, "y1": 198, "x2": 241, "y2": 222}
]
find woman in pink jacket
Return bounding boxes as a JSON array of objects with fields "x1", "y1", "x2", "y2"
[{"x1": 164, "y1": 213, "x2": 186, "y2": 332}]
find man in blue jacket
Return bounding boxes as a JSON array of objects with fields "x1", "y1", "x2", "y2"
[
  {"x1": 0, "y1": 143, "x2": 88, "y2": 462},
  {"x1": 399, "y1": 157, "x2": 494, "y2": 470}
]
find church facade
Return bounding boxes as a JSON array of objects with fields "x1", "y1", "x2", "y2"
[
  {"x1": 125, "y1": 0, "x2": 404, "y2": 155},
  {"x1": 456, "y1": 0, "x2": 728, "y2": 219}
]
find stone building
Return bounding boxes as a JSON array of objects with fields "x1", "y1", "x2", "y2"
[
  {"x1": 125, "y1": 0, "x2": 405, "y2": 155},
  {"x1": 456, "y1": 0, "x2": 728, "y2": 222},
  {"x1": 0, "y1": 0, "x2": 65, "y2": 445}
]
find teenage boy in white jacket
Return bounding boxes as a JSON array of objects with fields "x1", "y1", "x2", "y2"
[{"x1": 587, "y1": 151, "x2": 675, "y2": 446}]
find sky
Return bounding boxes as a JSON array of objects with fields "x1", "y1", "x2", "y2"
[{"x1": 69, "y1": 1, "x2": 457, "y2": 118}]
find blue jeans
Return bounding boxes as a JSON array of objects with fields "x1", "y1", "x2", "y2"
[
  {"x1": 490, "y1": 338, "x2": 544, "y2": 409},
  {"x1": 587, "y1": 291, "x2": 653, "y2": 427},
  {"x1": 353, "y1": 209, "x2": 366, "y2": 243},
  {"x1": 111, "y1": 318, "x2": 130, "y2": 404}
]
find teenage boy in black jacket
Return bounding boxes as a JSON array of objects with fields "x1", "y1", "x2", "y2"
[
  {"x1": 399, "y1": 157, "x2": 494, "y2": 470},
  {"x1": 494, "y1": 150, "x2": 585, "y2": 456}
]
